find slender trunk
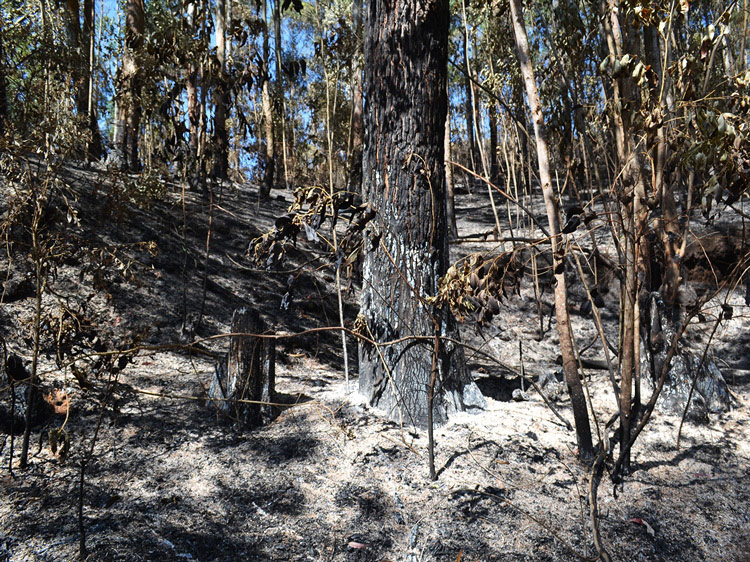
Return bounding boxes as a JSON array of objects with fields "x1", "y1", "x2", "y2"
[
  {"x1": 741, "y1": 0, "x2": 748, "y2": 71},
  {"x1": 445, "y1": 109, "x2": 458, "y2": 239},
  {"x1": 187, "y1": 66, "x2": 199, "y2": 167},
  {"x1": 273, "y1": 0, "x2": 289, "y2": 189},
  {"x1": 347, "y1": 0, "x2": 364, "y2": 194},
  {"x1": 259, "y1": 0, "x2": 274, "y2": 198},
  {"x1": 509, "y1": 0, "x2": 594, "y2": 460},
  {"x1": 185, "y1": 1, "x2": 199, "y2": 180},
  {"x1": 488, "y1": 101, "x2": 499, "y2": 186},
  {"x1": 512, "y1": 81, "x2": 530, "y2": 194},
  {"x1": 461, "y1": 17, "x2": 477, "y2": 172},
  {"x1": 84, "y1": 0, "x2": 103, "y2": 159},
  {"x1": 65, "y1": 0, "x2": 88, "y2": 116},
  {"x1": 213, "y1": 0, "x2": 228, "y2": 179},
  {"x1": 601, "y1": 0, "x2": 650, "y2": 474},
  {"x1": 117, "y1": 0, "x2": 144, "y2": 171},
  {"x1": 199, "y1": 60, "x2": 208, "y2": 182},
  {"x1": 0, "y1": 15, "x2": 7, "y2": 135}
]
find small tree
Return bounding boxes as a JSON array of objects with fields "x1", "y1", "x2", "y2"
[{"x1": 509, "y1": 0, "x2": 594, "y2": 460}]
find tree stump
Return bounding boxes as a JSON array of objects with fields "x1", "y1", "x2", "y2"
[
  {"x1": 1, "y1": 354, "x2": 51, "y2": 434},
  {"x1": 641, "y1": 292, "x2": 732, "y2": 421},
  {"x1": 208, "y1": 308, "x2": 276, "y2": 427}
]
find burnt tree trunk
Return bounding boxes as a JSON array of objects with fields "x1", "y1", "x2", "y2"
[
  {"x1": 83, "y1": 0, "x2": 103, "y2": 160},
  {"x1": 208, "y1": 308, "x2": 277, "y2": 427},
  {"x1": 358, "y1": 0, "x2": 485, "y2": 427},
  {"x1": 212, "y1": 0, "x2": 228, "y2": 179}
]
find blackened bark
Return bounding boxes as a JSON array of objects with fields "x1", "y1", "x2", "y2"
[
  {"x1": 83, "y1": 0, "x2": 103, "y2": 160},
  {"x1": 213, "y1": 0, "x2": 228, "y2": 179},
  {"x1": 185, "y1": 2, "x2": 200, "y2": 182},
  {"x1": 259, "y1": 0, "x2": 274, "y2": 198},
  {"x1": 208, "y1": 308, "x2": 277, "y2": 427},
  {"x1": 64, "y1": 0, "x2": 88, "y2": 116},
  {"x1": 359, "y1": 0, "x2": 485, "y2": 427}
]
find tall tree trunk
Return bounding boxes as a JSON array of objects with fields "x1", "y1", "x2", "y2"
[
  {"x1": 0, "y1": 15, "x2": 7, "y2": 136},
  {"x1": 213, "y1": 0, "x2": 228, "y2": 179},
  {"x1": 359, "y1": 0, "x2": 485, "y2": 427},
  {"x1": 488, "y1": 101, "x2": 499, "y2": 186},
  {"x1": 272, "y1": 0, "x2": 288, "y2": 189},
  {"x1": 116, "y1": 0, "x2": 144, "y2": 171},
  {"x1": 83, "y1": 0, "x2": 103, "y2": 159},
  {"x1": 461, "y1": 3, "x2": 477, "y2": 173},
  {"x1": 347, "y1": 0, "x2": 364, "y2": 194},
  {"x1": 509, "y1": 0, "x2": 594, "y2": 460},
  {"x1": 512, "y1": 81, "x2": 530, "y2": 194},
  {"x1": 259, "y1": 0, "x2": 274, "y2": 198},
  {"x1": 187, "y1": 65, "x2": 199, "y2": 170},
  {"x1": 64, "y1": 0, "x2": 88, "y2": 116},
  {"x1": 600, "y1": 0, "x2": 649, "y2": 474},
  {"x1": 185, "y1": 2, "x2": 200, "y2": 181}
]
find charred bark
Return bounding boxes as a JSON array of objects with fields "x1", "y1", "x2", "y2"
[
  {"x1": 212, "y1": 0, "x2": 229, "y2": 180},
  {"x1": 358, "y1": 0, "x2": 485, "y2": 427},
  {"x1": 208, "y1": 308, "x2": 277, "y2": 427}
]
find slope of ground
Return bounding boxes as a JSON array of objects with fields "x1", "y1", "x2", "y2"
[{"x1": 1, "y1": 164, "x2": 749, "y2": 561}]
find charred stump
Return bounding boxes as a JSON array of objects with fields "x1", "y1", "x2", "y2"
[
  {"x1": 208, "y1": 308, "x2": 277, "y2": 427},
  {"x1": 1, "y1": 354, "x2": 51, "y2": 435},
  {"x1": 641, "y1": 292, "x2": 732, "y2": 421}
]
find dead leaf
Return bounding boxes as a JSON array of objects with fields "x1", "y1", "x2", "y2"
[
  {"x1": 44, "y1": 389, "x2": 70, "y2": 415},
  {"x1": 629, "y1": 517, "x2": 656, "y2": 537}
]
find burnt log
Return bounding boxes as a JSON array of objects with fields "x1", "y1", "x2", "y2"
[{"x1": 208, "y1": 308, "x2": 277, "y2": 427}]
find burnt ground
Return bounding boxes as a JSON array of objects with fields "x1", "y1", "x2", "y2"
[{"x1": 1, "y1": 163, "x2": 749, "y2": 562}]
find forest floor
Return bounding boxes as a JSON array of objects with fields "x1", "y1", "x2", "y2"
[{"x1": 1, "y1": 163, "x2": 749, "y2": 562}]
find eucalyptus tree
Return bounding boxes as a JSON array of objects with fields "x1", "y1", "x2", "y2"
[
  {"x1": 508, "y1": 0, "x2": 594, "y2": 460},
  {"x1": 596, "y1": 0, "x2": 749, "y2": 477},
  {"x1": 0, "y1": 13, "x2": 6, "y2": 136},
  {"x1": 115, "y1": 0, "x2": 146, "y2": 171},
  {"x1": 358, "y1": 0, "x2": 485, "y2": 429},
  {"x1": 213, "y1": 0, "x2": 229, "y2": 179}
]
